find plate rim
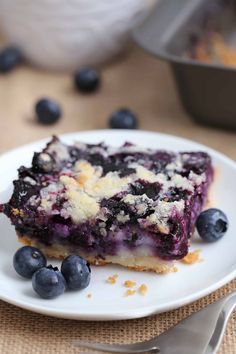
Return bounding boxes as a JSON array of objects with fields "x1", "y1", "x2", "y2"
[{"x1": 0, "y1": 129, "x2": 236, "y2": 321}]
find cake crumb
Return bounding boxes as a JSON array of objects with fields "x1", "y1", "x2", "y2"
[
  {"x1": 172, "y1": 266, "x2": 178, "y2": 273},
  {"x1": 138, "y1": 284, "x2": 148, "y2": 296},
  {"x1": 182, "y1": 250, "x2": 201, "y2": 264},
  {"x1": 11, "y1": 208, "x2": 24, "y2": 217},
  {"x1": 87, "y1": 293, "x2": 92, "y2": 299},
  {"x1": 106, "y1": 274, "x2": 118, "y2": 284},
  {"x1": 125, "y1": 289, "x2": 136, "y2": 297},
  {"x1": 124, "y1": 280, "x2": 136, "y2": 288}
]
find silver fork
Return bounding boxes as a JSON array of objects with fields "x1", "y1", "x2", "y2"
[
  {"x1": 73, "y1": 339, "x2": 159, "y2": 353},
  {"x1": 73, "y1": 291, "x2": 236, "y2": 354}
]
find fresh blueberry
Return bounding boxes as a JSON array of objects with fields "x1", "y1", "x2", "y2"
[
  {"x1": 32, "y1": 152, "x2": 55, "y2": 173},
  {"x1": 74, "y1": 67, "x2": 100, "y2": 93},
  {"x1": 109, "y1": 108, "x2": 138, "y2": 129},
  {"x1": 61, "y1": 255, "x2": 91, "y2": 290},
  {"x1": 32, "y1": 265, "x2": 66, "y2": 299},
  {"x1": 13, "y1": 246, "x2": 46, "y2": 279},
  {"x1": 0, "y1": 46, "x2": 22, "y2": 73},
  {"x1": 196, "y1": 208, "x2": 228, "y2": 242},
  {"x1": 35, "y1": 98, "x2": 61, "y2": 125}
]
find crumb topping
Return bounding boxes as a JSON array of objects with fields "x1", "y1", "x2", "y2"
[
  {"x1": 189, "y1": 171, "x2": 206, "y2": 186},
  {"x1": 24, "y1": 139, "x2": 210, "y2": 231},
  {"x1": 23, "y1": 176, "x2": 37, "y2": 185},
  {"x1": 46, "y1": 139, "x2": 70, "y2": 160},
  {"x1": 60, "y1": 175, "x2": 100, "y2": 223},
  {"x1": 134, "y1": 165, "x2": 162, "y2": 183},
  {"x1": 171, "y1": 174, "x2": 194, "y2": 192},
  {"x1": 116, "y1": 211, "x2": 130, "y2": 223}
]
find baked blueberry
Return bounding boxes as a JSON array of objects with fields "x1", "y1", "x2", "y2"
[
  {"x1": 196, "y1": 208, "x2": 228, "y2": 242},
  {"x1": 0, "y1": 46, "x2": 22, "y2": 73},
  {"x1": 13, "y1": 246, "x2": 46, "y2": 279},
  {"x1": 35, "y1": 98, "x2": 61, "y2": 125},
  {"x1": 32, "y1": 265, "x2": 66, "y2": 299},
  {"x1": 32, "y1": 152, "x2": 55, "y2": 173},
  {"x1": 61, "y1": 255, "x2": 91, "y2": 290},
  {"x1": 109, "y1": 108, "x2": 138, "y2": 129},
  {"x1": 131, "y1": 181, "x2": 161, "y2": 200},
  {"x1": 74, "y1": 67, "x2": 100, "y2": 93}
]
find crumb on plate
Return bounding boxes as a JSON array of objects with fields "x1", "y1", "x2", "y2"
[
  {"x1": 138, "y1": 284, "x2": 148, "y2": 296},
  {"x1": 124, "y1": 280, "x2": 136, "y2": 288},
  {"x1": 181, "y1": 249, "x2": 202, "y2": 264},
  {"x1": 171, "y1": 266, "x2": 178, "y2": 273},
  {"x1": 106, "y1": 274, "x2": 118, "y2": 284},
  {"x1": 124, "y1": 289, "x2": 136, "y2": 297},
  {"x1": 87, "y1": 293, "x2": 92, "y2": 299}
]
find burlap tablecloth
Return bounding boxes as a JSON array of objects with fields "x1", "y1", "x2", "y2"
[
  {"x1": 0, "y1": 280, "x2": 236, "y2": 354},
  {"x1": 0, "y1": 42, "x2": 235, "y2": 354}
]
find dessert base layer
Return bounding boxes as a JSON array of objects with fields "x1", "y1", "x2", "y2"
[{"x1": 18, "y1": 234, "x2": 174, "y2": 273}]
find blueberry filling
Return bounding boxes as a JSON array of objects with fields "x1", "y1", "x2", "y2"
[
  {"x1": 167, "y1": 187, "x2": 190, "y2": 202},
  {"x1": 130, "y1": 180, "x2": 162, "y2": 200}
]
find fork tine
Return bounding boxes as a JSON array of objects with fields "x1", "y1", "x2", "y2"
[{"x1": 72, "y1": 340, "x2": 160, "y2": 353}]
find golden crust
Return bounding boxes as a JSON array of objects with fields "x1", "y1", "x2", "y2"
[{"x1": 17, "y1": 234, "x2": 173, "y2": 274}]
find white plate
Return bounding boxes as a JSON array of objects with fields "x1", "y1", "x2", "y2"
[{"x1": 0, "y1": 130, "x2": 235, "y2": 321}]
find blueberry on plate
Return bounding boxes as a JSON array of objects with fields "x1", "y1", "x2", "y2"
[
  {"x1": 13, "y1": 246, "x2": 46, "y2": 279},
  {"x1": 196, "y1": 208, "x2": 228, "y2": 242},
  {"x1": 0, "y1": 46, "x2": 22, "y2": 73},
  {"x1": 74, "y1": 67, "x2": 100, "y2": 93},
  {"x1": 61, "y1": 255, "x2": 91, "y2": 290},
  {"x1": 35, "y1": 98, "x2": 61, "y2": 125},
  {"x1": 32, "y1": 152, "x2": 55, "y2": 173},
  {"x1": 32, "y1": 265, "x2": 66, "y2": 299},
  {"x1": 109, "y1": 108, "x2": 138, "y2": 129}
]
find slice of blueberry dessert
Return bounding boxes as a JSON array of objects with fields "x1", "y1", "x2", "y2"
[{"x1": 1, "y1": 136, "x2": 213, "y2": 273}]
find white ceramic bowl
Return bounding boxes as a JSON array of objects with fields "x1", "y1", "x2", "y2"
[{"x1": 0, "y1": 0, "x2": 156, "y2": 71}]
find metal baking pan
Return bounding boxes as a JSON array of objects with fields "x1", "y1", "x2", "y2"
[{"x1": 134, "y1": 0, "x2": 236, "y2": 130}]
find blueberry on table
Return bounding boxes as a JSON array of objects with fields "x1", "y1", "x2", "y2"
[
  {"x1": 74, "y1": 67, "x2": 100, "y2": 93},
  {"x1": 13, "y1": 246, "x2": 46, "y2": 279},
  {"x1": 109, "y1": 108, "x2": 138, "y2": 129},
  {"x1": 32, "y1": 265, "x2": 66, "y2": 299},
  {"x1": 196, "y1": 208, "x2": 228, "y2": 242},
  {"x1": 0, "y1": 46, "x2": 22, "y2": 73},
  {"x1": 35, "y1": 98, "x2": 61, "y2": 125},
  {"x1": 61, "y1": 255, "x2": 91, "y2": 290}
]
